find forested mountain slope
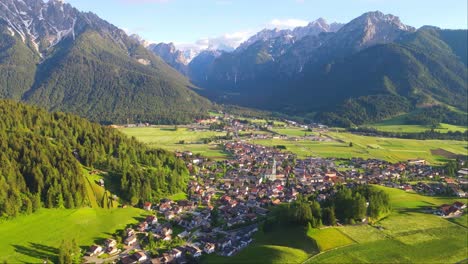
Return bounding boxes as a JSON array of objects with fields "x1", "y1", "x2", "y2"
[
  {"x1": 0, "y1": 0, "x2": 212, "y2": 124},
  {"x1": 188, "y1": 12, "x2": 467, "y2": 126},
  {"x1": 0, "y1": 100, "x2": 188, "y2": 218}
]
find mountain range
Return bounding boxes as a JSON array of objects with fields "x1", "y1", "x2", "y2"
[
  {"x1": 150, "y1": 11, "x2": 467, "y2": 126},
  {"x1": 0, "y1": 0, "x2": 212, "y2": 124},
  {"x1": 0, "y1": 0, "x2": 466, "y2": 126}
]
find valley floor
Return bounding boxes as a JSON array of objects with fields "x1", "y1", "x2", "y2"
[
  {"x1": 6, "y1": 117, "x2": 466, "y2": 263},
  {"x1": 202, "y1": 186, "x2": 468, "y2": 264},
  {"x1": 0, "y1": 208, "x2": 147, "y2": 263}
]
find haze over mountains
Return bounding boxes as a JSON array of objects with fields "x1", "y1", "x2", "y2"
[
  {"x1": 0, "y1": 0, "x2": 466, "y2": 126},
  {"x1": 164, "y1": 11, "x2": 465, "y2": 126}
]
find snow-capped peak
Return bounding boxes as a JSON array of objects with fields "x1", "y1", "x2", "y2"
[
  {"x1": 238, "y1": 17, "x2": 343, "y2": 50},
  {"x1": 0, "y1": 0, "x2": 79, "y2": 56}
]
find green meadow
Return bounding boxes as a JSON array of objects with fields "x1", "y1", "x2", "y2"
[
  {"x1": 0, "y1": 208, "x2": 147, "y2": 263},
  {"x1": 306, "y1": 228, "x2": 354, "y2": 251},
  {"x1": 203, "y1": 225, "x2": 317, "y2": 264},
  {"x1": 370, "y1": 122, "x2": 467, "y2": 133},
  {"x1": 167, "y1": 192, "x2": 188, "y2": 201},
  {"x1": 252, "y1": 132, "x2": 467, "y2": 164},
  {"x1": 203, "y1": 186, "x2": 467, "y2": 264},
  {"x1": 306, "y1": 186, "x2": 468, "y2": 263},
  {"x1": 120, "y1": 125, "x2": 467, "y2": 165},
  {"x1": 368, "y1": 115, "x2": 467, "y2": 133},
  {"x1": 119, "y1": 127, "x2": 229, "y2": 159},
  {"x1": 270, "y1": 127, "x2": 316, "y2": 137},
  {"x1": 83, "y1": 168, "x2": 120, "y2": 209}
]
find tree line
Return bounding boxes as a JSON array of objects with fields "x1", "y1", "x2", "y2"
[
  {"x1": 263, "y1": 185, "x2": 391, "y2": 231},
  {"x1": 349, "y1": 127, "x2": 468, "y2": 141},
  {"x1": 0, "y1": 100, "x2": 189, "y2": 218}
]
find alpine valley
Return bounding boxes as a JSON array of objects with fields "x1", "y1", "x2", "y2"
[
  {"x1": 0, "y1": 1, "x2": 467, "y2": 264},
  {"x1": 152, "y1": 12, "x2": 467, "y2": 127}
]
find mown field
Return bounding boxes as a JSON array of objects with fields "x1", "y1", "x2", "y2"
[
  {"x1": 368, "y1": 114, "x2": 467, "y2": 133},
  {"x1": 370, "y1": 122, "x2": 467, "y2": 133},
  {"x1": 306, "y1": 186, "x2": 468, "y2": 263},
  {"x1": 203, "y1": 225, "x2": 317, "y2": 264},
  {"x1": 120, "y1": 125, "x2": 467, "y2": 165},
  {"x1": 119, "y1": 127, "x2": 229, "y2": 159},
  {"x1": 203, "y1": 186, "x2": 467, "y2": 264},
  {"x1": 83, "y1": 168, "x2": 120, "y2": 209},
  {"x1": 270, "y1": 127, "x2": 316, "y2": 137},
  {"x1": 0, "y1": 208, "x2": 147, "y2": 263},
  {"x1": 252, "y1": 132, "x2": 467, "y2": 164},
  {"x1": 306, "y1": 228, "x2": 354, "y2": 251}
]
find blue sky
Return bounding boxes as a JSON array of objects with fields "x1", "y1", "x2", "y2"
[{"x1": 65, "y1": 0, "x2": 467, "y2": 49}]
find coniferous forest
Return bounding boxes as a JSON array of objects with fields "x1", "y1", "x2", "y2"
[{"x1": 0, "y1": 100, "x2": 188, "y2": 218}]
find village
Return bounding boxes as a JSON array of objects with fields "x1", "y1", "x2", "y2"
[{"x1": 85, "y1": 116, "x2": 468, "y2": 264}]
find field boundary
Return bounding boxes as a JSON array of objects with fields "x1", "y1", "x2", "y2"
[{"x1": 301, "y1": 243, "x2": 356, "y2": 264}]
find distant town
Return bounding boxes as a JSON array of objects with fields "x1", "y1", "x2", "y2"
[{"x1": 84, "y1": 115, "x2": 467, "y2": 264}]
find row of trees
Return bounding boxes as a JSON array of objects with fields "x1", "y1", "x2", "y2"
[
  {"x1": 0, "y1": 100, "x2": 189, "y2": 218},
  {"x1": 58, "y1": 239, "x2": 81, "y2": 264},
  {"x1": 349, "y1": 127, "x2": 467, "y2": 141}
]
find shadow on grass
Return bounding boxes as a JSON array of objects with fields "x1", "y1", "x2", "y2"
[
  {"x1": 133, "y1": 216, "x2": 146, "y2": 223},
  {"x1": 12, "y1": 242, "x2": 58, "y2": 263},
  {"x1": 393, "y1": 205, "x2": 437, "y2": 216}
]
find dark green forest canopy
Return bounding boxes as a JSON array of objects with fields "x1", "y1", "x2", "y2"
[{"x1": 0, "y1": 100, "x2": 189, "y2": 218}]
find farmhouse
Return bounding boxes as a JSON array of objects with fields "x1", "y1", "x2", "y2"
[
  {"x1": 104, "y1": 238, "x2": 117, "y2": 248},
  {"x1": 437, "y1": 204, "x2": 462, "y2": 216},
  {"x1": 125, "y1": 235, "x2": 137, "y2": 246},
  {"x1": 144, "y1": 202, "x2": 152, "y2": 211},
  {"x1": 87, "y1": 245, "x2": 103, "y2": 256},
  {"x1": 204, "y1": 243, "x2": 216, "y2": 254}
]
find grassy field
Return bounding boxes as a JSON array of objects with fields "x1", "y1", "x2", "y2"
[
  {"x1": 448, "y1": 214, "x2": 468, "y2": 228},
  {"x1": 241, "y1": 118, "x2": 287, "y2": 126},
  {"x1": 201, "y1": 185, "x2": 467, "y2": 264},
  {"x1": 305, "y1": 186, "x2": 468, "y2": 263},
  {"x1": 121, "y1": 125, "x2": 467, "y2": 165},
  {"x1": 83, "y1": 168, "x2": 120, "y2": 209},
  {"x1": 0, "y1": 208, "x2": 147, "y2": 263},
  {"x1": 307, "y1": 228, "x2": 354, "y2": 251},
  {"x1": 370, "y1": 122, "x2": 467, "y2": 133},
  {"x1": 167, "y1": 192, "x2": 188, "y2": 201},
  {"x1": 119, "y1": 127, "x2": 229, "y2": 159},
  {"x1": 270, "y1": 127, "x2": 315, "y2": 137},
  {"x1": 252, "y1": 132, "x2": 467, "y2": 164},
  {"x1": 372, "y1": 185, "x2": 463, "y2": 209},
  {"x1": 308, "y1": 212, "x2": 468, "y2": 263},
  {"x1": 203, "y1": 225, "x2": 318, "y2": 264},
  {"x1": 368, "y1": 114, "x2": 467, "y2": 133}
]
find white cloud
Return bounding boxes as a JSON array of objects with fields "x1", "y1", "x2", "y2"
[
  {"x1": 268, "y1": 18, "x2": 309, "y2": 29},
  {"x1": 165, "y1": 17, "x2": 312, "y2": 52},
  {"x1": 175, "y1": 30, "x2": 255, "y2": 51}
]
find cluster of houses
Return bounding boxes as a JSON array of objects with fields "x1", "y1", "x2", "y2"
[
  {"x1": 86, "y1": 117, "x2": 468, "y2": 263},
  {"x1": 86, "y1": 238, "x2": 120, "y2": 257}
]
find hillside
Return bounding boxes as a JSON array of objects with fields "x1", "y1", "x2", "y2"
[
  {"x1": 204, "y1": 186, "x2": 467, "y2": 264},
  {"x1": 0, "y1": 99, "x2": 189, "y2": 218},
  {"x1": 0, "y1": 0, "x2": 212, "y2": 124},
  {"x1": 0, "y1": 207, "x2": 147, "y2": 263},
  {"x1": 188, "y1": 12, "x2": 467, "y2": 126}
]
